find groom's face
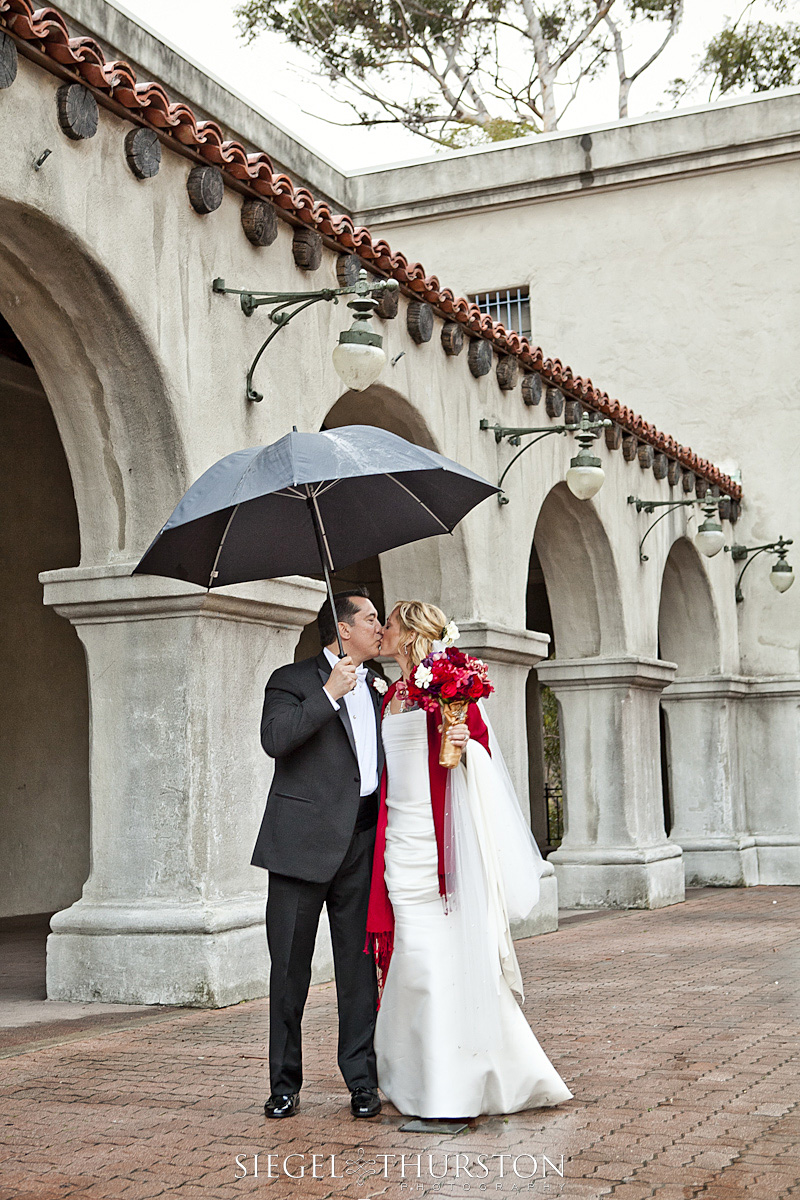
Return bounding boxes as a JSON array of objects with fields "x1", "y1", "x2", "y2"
[{"x1": 340, "y1": 597, "x2": 383, "y2": 665}]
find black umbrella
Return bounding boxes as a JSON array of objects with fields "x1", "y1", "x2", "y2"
[{"x1": 135, "y1": 425, "x2": 498, "y2": 655}]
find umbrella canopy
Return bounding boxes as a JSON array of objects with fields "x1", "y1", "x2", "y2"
[{"x1": 135, "y1": 425, "x2": 498, "y2": 589}]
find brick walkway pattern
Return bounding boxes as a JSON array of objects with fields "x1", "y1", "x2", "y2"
[{"x1": 1, "y1": 887, "x2": 799, "y2": 1200}]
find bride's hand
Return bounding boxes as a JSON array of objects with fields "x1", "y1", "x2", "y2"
[{"x1": 446, "y1": 722, "x2": 470, "y2": 748}]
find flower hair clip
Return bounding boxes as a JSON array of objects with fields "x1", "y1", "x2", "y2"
[{"x1": 432, "y1": 620, "x2": 460, "y2": 653}]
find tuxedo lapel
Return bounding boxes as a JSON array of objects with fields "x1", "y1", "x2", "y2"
[
  {"x1": 367, "y1": 671, "x2": 386, "y2": 778},
  {"x1": 316, "y1": 653, "x2": 357, "y2": 763}
]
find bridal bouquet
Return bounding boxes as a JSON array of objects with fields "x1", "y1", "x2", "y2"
[{"x1": 406, "y1": 644, "x2": 494, "y2": 768}]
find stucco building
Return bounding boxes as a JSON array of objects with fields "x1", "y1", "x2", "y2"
[{"x1": 0, "y1": 0, "x2": 796, "y2": 1008}]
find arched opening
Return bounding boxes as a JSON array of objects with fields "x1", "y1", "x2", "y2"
[
  {"x1": 0, "y1": 204, "x2": 187, "y2": 1001},
  {"x1": 533, "y1": 482, "x2": 626, "y2": 660},
  {"x1": 658, "y1": 537, "x2": 722, "y2": 849},
  {"x1": 322, "y1": 382, "x2": 438, "y2": 451},
  {"x1": 530, "y1": 483, "x2": 626, "y2": 857},
  {"x1": 525, "y1": 543, "x2": 560, "y2": 855},
  {"x1": 658, "y1": 537, "x2": 721, "y2": 677},
  {"x1": 0, "y1": 314, "x2": 88, "y2": 999}
]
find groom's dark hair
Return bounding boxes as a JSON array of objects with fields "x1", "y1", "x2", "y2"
[{"x1": 318, "y1": 586, "x2": 371, "y2": 648}]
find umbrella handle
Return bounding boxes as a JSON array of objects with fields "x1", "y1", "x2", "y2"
[{"x1": 306, "y1": 492, "x2": 345, "y2": 658}]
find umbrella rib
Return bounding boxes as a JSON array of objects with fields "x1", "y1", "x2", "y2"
[
  {"x1": 207, "y1": 504, "x2": 240, "y2": 589},
  {"x1": 312, "y1": 479, "x2": 341, "y2": 499},
  {"x1": 385, "y1": 474, "x2": 451, "y2": 533}
]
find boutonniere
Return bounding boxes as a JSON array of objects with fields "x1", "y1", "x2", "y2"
[{"x1": 371, "y1": 676, "x2": 388, "y2": 695}]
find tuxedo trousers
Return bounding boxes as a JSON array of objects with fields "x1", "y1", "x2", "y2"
[{"x1": 266, "y1": 821, "x2": 378, "y2": 1095}]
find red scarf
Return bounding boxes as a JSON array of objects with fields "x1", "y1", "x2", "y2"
[{"x1": 365, "y1": 681, "x2": 490, "y2": 992}]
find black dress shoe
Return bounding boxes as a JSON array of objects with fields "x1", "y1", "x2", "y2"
[
  {"x1": 350, "y1": 1087, "x2": 381, "y2": 1118},
  {"x1": 264, "y1": 1092, "x2": 299, "y2": 1118}
]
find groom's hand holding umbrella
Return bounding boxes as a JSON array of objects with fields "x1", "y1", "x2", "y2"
[{"x1": 324, "y1": 655, "x2": 358, "y2": 701}]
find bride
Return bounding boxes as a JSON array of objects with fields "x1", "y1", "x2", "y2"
[{"x1": 367, "y1": 600, "x2": 572, "y2": 1118}]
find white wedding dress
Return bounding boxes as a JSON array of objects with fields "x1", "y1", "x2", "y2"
[{"x1": 374, "y1": 706, "x2": 573, "y2": 1118}]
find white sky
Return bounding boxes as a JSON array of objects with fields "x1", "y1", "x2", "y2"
[{"x1": 112, "y1": 0, "x2": 790, "y2": 170}]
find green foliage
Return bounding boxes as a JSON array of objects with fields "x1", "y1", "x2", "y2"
[
  {"x1": 540, "y1": 684, "x2": 562, "y2": 788},
  {"x1": 440, "y1": 117, "x2": 539, "y2": 146},
  {"x1": 700, "y1": 20, "x2": 800, "y2": 94}
]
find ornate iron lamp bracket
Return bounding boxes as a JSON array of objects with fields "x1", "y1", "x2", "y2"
[
  {"x1": 480, "y1": 413, "x2": 610, "y2": 504},
  {"x1": 212, "y1": 270, "x2": 398, "y2": 402},
  {"x1": 626, "y1": 496, "x2": 709, "y2": 563},
  {"x1": 725, "y1": 536, "x2": 794, "y2": 602}
]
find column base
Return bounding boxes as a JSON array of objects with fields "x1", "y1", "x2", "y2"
[
  {"x1": 510, "y1": 865, "x2": 558, "y2": 938},
  {"x1": 672, "y1": 836, "x2": 759, "y2": 887},
  {"x1": 46, "y1": 896, "x2": 334, "y2": 1006},
  {"x1": 549, "y1": 844, "x2": 684, "y2": 909},
  {"x1": 752, "y1": 837, "x2": 800, "y2": 885}
]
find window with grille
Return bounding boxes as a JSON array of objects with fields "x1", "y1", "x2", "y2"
[{"x1": 469, "y1": 286, "x2": 531, "y2": 338}]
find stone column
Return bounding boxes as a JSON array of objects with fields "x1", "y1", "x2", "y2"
[
  {"x1": 41, "y1": 564, "x2": 327, "y2": 1007},
  {"x1": 536, "y1": 656, "x2": 684, "y2": 909},
  {"x1": 740, "y1": 677, "x2": 800, "y2": 885},
  {"x1": 660, "y1": 675, "x2": 757, "y2": 887},
  {"x1": 457, "y1": 622, "x2": 558, "y2": 936}
]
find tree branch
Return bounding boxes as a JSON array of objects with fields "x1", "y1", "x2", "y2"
[{"x1": 552, "y1": 0, "x2": 616, "y2": 73}]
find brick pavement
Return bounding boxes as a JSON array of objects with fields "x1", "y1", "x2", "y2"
[{"x1": 0, "y1": 887, "x2": 798, "y2": 1200}]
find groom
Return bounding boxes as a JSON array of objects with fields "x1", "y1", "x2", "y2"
[{"x1": 252, "y1": 587, "x2": 385, "y2": 1119}]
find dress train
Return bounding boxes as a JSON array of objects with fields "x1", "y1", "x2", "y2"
[{"x1": 374, "y1": 706, "x2": 572, "y2": 1117}]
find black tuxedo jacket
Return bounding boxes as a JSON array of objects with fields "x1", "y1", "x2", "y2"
[{"x1": 251, "y1": 651, "x2": 386, "y2": 883}]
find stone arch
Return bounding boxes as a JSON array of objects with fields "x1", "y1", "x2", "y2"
[
  {"x1": 532, "y1": 482, "x2": 626, "y2": 659},
  {"x1": 0, "y1": 200, "x2": 188, "y2": 563},
  {"x1": 657, "y1": 536, "x2": 723, "y2": 843},
  {"x1": 658, "y1": 536, "x2": 722, "y2": 676},
  {"x1": 0, "y1": 202, "x2": 187, "y2": 965},
  {"x1": 323, "y1": 382, "x2": 439, "y2": 451},
  {"x1": 526, "y1": 484, "x2": 626, "y2": 859}
]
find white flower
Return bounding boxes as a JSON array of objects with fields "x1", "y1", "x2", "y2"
[
  {"x1": 442, "y1": 620, "x2": 460, "y2": 647},
  {"x1": 414, "y1": 663, "x2": 433, "y2": 689},
  {"x1": 371, "y1": 677, "x2": 388, "y2": 695}
]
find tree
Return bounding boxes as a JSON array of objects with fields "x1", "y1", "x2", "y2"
[
  {"x1": 605, "y1": 0, "x2": 683, "y2": 118},
  {"x1": 235, "y1": 0, "x2": 685, "y2": 146},
  {"x1": 670, "y1": 1, "x2": 800, "y2": 104}
]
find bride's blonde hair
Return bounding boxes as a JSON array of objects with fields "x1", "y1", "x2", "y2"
[{"x1": 391, "y1": 600, "x2": 448, "y2": 667}]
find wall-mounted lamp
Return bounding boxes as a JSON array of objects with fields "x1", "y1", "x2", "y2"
[
  {"x1": 480, "y1": 411, "x2": 611, "y2": 504},
  {"x1": 628, "y1": 495, "x2": 725, "y2": 562},
  {"x1": 694, "y1": 501, "x2": 726, "y2": 558},
  {"x1": 725, "y1": 536, "x2": 794, "y2": 602},
  {"x1": 212, "y1": 268, "x2": 399, "y2": 402}
]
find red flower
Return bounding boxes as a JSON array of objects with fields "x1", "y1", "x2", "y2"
[{"x1": 406, "y1": 648, "x2": 494, "y2": 710}]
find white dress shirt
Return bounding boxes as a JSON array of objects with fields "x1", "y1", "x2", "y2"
[{"x1": 322, "y1": 647, "x2": 379, "y2": 796}]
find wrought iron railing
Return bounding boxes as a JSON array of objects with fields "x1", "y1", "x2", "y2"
[{"x1": 545, "y1": 782, "x2": 563, "y2": 847}]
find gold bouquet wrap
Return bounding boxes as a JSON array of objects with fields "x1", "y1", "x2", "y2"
[{"x1": 439, "y1": 699, "x2": 470, "y2": 768}]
